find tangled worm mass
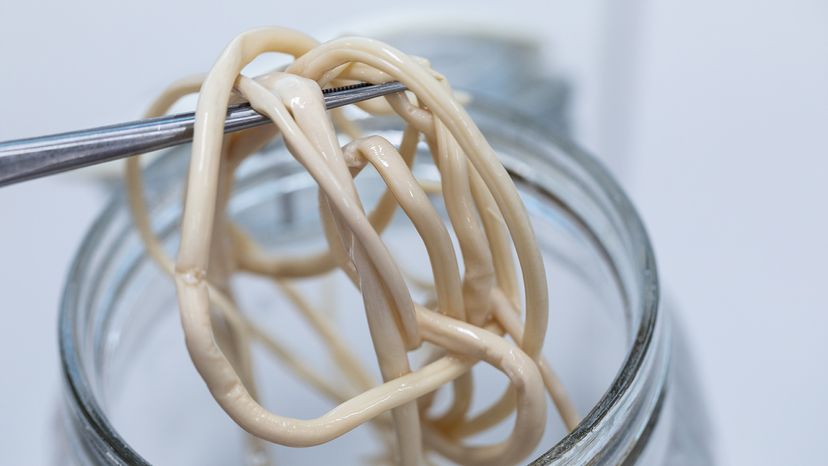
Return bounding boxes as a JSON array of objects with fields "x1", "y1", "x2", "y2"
[{"x1": 125, "y1": 26, "x2": 579, "y2": 466}]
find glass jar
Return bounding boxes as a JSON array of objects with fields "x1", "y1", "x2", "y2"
[{"x1": 58, "y1": 96, "x2": 713, "y2": 465}]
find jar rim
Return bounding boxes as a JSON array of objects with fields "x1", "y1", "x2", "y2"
[{"x1": 59, "y1": 103, "x2": 661, "y2": 465}]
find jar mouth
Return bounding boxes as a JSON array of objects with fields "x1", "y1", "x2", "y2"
[{"x1": 59, "y1": 102, "x2": 661, "y2": 465}]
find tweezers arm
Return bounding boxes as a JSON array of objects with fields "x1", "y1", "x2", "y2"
[
  {"x1": 0, "y1": 105, "x2": 267, "y2": 187},
  {"x1": 0, "y1": 81, "x2": 406, "y2": 187}
]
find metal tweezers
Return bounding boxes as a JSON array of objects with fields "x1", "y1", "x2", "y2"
[{"x1": 0, "y1": 81, "x2": 407, "y2": 188}]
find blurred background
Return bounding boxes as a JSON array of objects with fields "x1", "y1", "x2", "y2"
[{"x1": 0, "y1": 0, "x2": 826, "y2": 464}]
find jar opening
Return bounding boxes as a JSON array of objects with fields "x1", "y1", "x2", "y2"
[{"x1": 59, "y1": 101, "x2": 662, "y2": 465}]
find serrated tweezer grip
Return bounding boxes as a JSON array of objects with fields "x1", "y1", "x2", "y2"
[{"x1": 0, "y1": 81, "x2": 408, "y2": 187}]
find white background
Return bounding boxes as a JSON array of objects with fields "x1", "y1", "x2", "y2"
[{"x1": 1, "y1": 1, "x2": 826, "y2": 464}]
